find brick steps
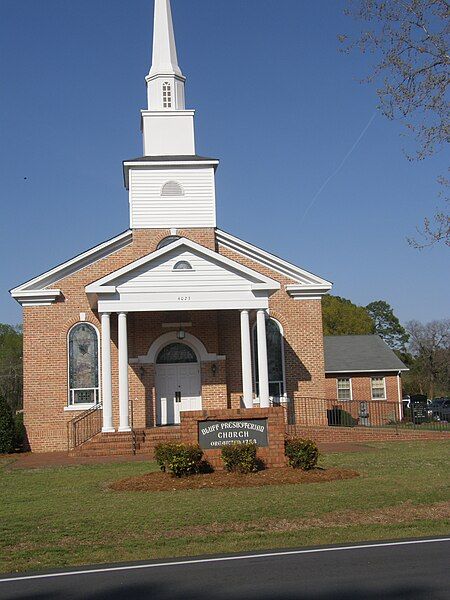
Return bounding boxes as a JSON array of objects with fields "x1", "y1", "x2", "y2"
[{"x1": 70, "y1": 426, "x2": 182, "y2": 458}]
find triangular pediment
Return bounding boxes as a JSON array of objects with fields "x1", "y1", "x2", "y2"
[{"x1": 86, "y1": 238, "x2": 279, "y2": 313}]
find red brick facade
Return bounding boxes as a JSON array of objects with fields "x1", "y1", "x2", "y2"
[
  {"x1": 22, "y1": 227, "x2": 326, "y2": 452},
  {"x1": 325, "y1": 372, "x2": 401, "y2": 403},
  {"x1": 286, "y1": 425, "x2": 449, "y2": 443}
]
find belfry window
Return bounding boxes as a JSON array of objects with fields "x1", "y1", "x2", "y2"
[
  {"x1": 162, "y1": 82, "x2": 172, "y2": 108},
  {"x1": 68, "y1": 323, "x2": 99, "y2": 406},
  {"x1": 253, "y1": 318, "x2": 286, "y2": 399}
]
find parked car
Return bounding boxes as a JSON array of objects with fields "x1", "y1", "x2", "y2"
[{"x1": 430, "y1": 398, "x2": 450, "y2": 422}]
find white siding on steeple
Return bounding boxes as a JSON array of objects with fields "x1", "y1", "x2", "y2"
[{"x1": 129, "y1": 167, "x2": 216, "y2": 228}]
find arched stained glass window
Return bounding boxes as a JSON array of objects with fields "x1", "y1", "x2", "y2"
[
  {"x1": 253, "y1": 318, "x2": 285, "y2": 398},
  {"x1": 157, "y1": 235, "x2": 180, "y2": 250},
  {"x1": 156, "y1": 343, "x2": 197, "y2": 364},
  {"x1": 68, "y1": 323, "x2": 99, "y2": 406}
]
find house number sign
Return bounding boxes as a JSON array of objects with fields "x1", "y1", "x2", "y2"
[{"x1": 198, "y1": 419, "x2": 269, "y2": 449}]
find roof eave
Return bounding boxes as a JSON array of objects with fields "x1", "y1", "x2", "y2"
[
  {"x1": 216, "y1": 229, "x2": 333, "y2": 289},
  {"x1": 11, "y1": 289, "x2": 61, "y2": 307},
  {"x1": 122, "y1": 157, "x2": 220, "y2": 189},
  {"x1": 10, "y1": 230, "x2": 132, "y2": 295},
  {"x1": 286, "y1": 284, "x2": 333, "y2": 299}
]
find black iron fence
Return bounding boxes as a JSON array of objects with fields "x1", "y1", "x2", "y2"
[
  {"x1": 67, "y1": 404, "x2": 103, "y2": 451},
  {"x1": 284, "y1": 397, "x2": 450, "y2": 432}
]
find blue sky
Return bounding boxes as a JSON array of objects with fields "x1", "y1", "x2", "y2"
[{"x1": 1, "y1": 0, "x2": 448, "y2": 326}]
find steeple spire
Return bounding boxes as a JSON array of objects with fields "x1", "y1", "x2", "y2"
[
  {"x1": 141, "y1": 0, "x2": 195, "y2": 156},
  {"x1": 145, "y1": 0, "x2": 186, "y2": 111},
  {"x1": 149, "y1": 0, "x2": 183, "y2": 78}
]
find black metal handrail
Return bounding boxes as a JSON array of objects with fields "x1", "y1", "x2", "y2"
[
  {"x1": 67, "y1": 404, "x2": 102, "y2": 451},
  {"x1": 130, "y1": 397, "x2": 136, "y2": 455}
]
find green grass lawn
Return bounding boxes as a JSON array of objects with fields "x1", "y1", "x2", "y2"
[{"x1": 1, "y1": 441, "x2": 449, "y2": 574}]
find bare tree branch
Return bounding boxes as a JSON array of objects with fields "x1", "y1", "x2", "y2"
[{"x1": 341, "y1": 0, "x2": 449, "y2": 247}]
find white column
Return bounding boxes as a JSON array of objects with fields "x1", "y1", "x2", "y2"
[
  {"x1": 240, "y1": 310, "x2": 253, "y2": 408},
  {"x1": 256, "y1": 309, "x2": 270, "y2": 408},
  {"x1": 118, "y1": 312, "x2": 131, "y2": 432},
  {"x1": 101, "y1": 313, "x2": 114, "y2": 433}
]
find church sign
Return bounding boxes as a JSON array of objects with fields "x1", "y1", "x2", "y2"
[{"x1": 198, "y1": 419, "x2": 269, "y2": 449}]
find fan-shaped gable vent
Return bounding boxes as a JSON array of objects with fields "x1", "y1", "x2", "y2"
[
  {"x1": 161, "y1": 181, "x2": 184, "y2": 197},
  {"x1": 173, "y1": 261, "x2": 193, "y2": 271}
]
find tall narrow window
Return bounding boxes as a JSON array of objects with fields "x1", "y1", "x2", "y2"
[
  {"x1": 68, "y1": 323, "x2": 99, "y2": 406},
  {"x1": 162, "y1": 82, "x2": 172, "y2": 108},
  {"x1": 371, "y1": 377, "x2": 386, "y2": 400},
  {"x1": 253, "y1": 318, "x2": 285, "y2": 398},
  {"x1": 337, "y1": 378, "x2": 352, "y2": 400}
]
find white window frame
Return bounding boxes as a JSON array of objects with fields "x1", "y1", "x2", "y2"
[
  {"x1": 252, "y1": 317, "x2": 287, "y2": 401},
  {"x1": 371, "y1": 376, "x2": 386, "y2": 400},
  {"x1": 337, "y1": 377, "x2": 352, "y2": 401},
  {"x1": 66, "y1": 322, "x2": 101, "y2": 411},
  {"x1": 162, "y1": 81, "x2": 172, "y2": 108}
]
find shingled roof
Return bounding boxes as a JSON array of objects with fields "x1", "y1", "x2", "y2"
[{"x1": 324, "y1": 335, "x2": 408, "y2": 373}]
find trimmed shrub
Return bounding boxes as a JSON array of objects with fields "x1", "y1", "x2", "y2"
[
  {"x1": 221, "y1": 442, "x2": 259, "y2": 474},
  {"x1": 154, "y1": 442, "x2": 181, "y2": 472},
  {"x1": 284, "y1": 437, "x2": 319, "y2": 470},
  {"x1": 154, "y1": 443, "x2": 204, "y2": 478},
  {"x1": 0, "y1": 396, "x2": 14, "y2": 454}
]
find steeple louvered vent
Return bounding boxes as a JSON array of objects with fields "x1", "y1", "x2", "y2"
[{"x1": 161, "y1": 181, "x2": 184, "y2": 196}]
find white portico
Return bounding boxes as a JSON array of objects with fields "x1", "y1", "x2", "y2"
[{"x1": 86, "y1": 238, "x2": 280, "y2": 432}]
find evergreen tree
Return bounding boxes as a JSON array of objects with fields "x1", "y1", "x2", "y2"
[
  {"x1": 0, "y1": 394, "x2": 14, "y2": 454},
  {"x1": 322, "y1": 295, "x2": 375, "y2": 336},
  {"x1": 366, "y1": 300, "x2": 409, "y2": 351},
  {"x1": 0, "y1": 324, "x2": 23, "y2": 413}
]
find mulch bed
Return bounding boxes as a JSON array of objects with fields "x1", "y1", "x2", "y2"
[{"x1": 110, "y1": 467, "x2": 359, "y2": 492}]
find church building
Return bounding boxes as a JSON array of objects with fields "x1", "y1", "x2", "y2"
[{"x1": 12, "y1": 0, "x2": 391, "y2": 455}]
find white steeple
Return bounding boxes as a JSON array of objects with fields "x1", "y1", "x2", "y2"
[
  {"x1": 149, "y1": 0, "x2": 183, "y2": 78},
  {"x1": 145, "y1": 0, "x2": 186, "y2": 110},
  {"x1": 123, "y1": 0, "x2": 219, "y2": 229},
  {"x1": 142, "y1": 0, "x2": 195, "y2": 155}
]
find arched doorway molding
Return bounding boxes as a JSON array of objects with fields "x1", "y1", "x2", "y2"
[{"x1": 131, "y1": 331, "x2": 225, "y2": 365}]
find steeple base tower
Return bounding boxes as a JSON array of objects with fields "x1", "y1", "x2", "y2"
[{"x1": 141, "y1": 109, "x2": 195, "y2": 156}]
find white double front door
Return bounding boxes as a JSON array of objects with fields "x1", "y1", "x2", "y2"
[{"x1": 155, "y1": 363, "x2": 202, "y2": 425}]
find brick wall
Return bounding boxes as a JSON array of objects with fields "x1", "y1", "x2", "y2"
[
  {"x1": 286, "y1": 425, "x2": 450, "y2": 443},
  {"x1": 22, "y1": 228, "x2": 216, "y2": 452},
  {"x1": 180, "y1": 407, "x2": 287, "y2": 470},
  {"x1": 218, "y1": 245, "x2": 327, "y2": 407},
  {"x1": 325, "y1": 372, "x2": 401, "y2": 403},
  {"x1": 22, "y1": 227, "x2": 327, "y2": 453}
]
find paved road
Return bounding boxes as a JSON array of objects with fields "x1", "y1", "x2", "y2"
[{"x1": 0, "y1": 538, "x2": 449, "y2": 599}]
